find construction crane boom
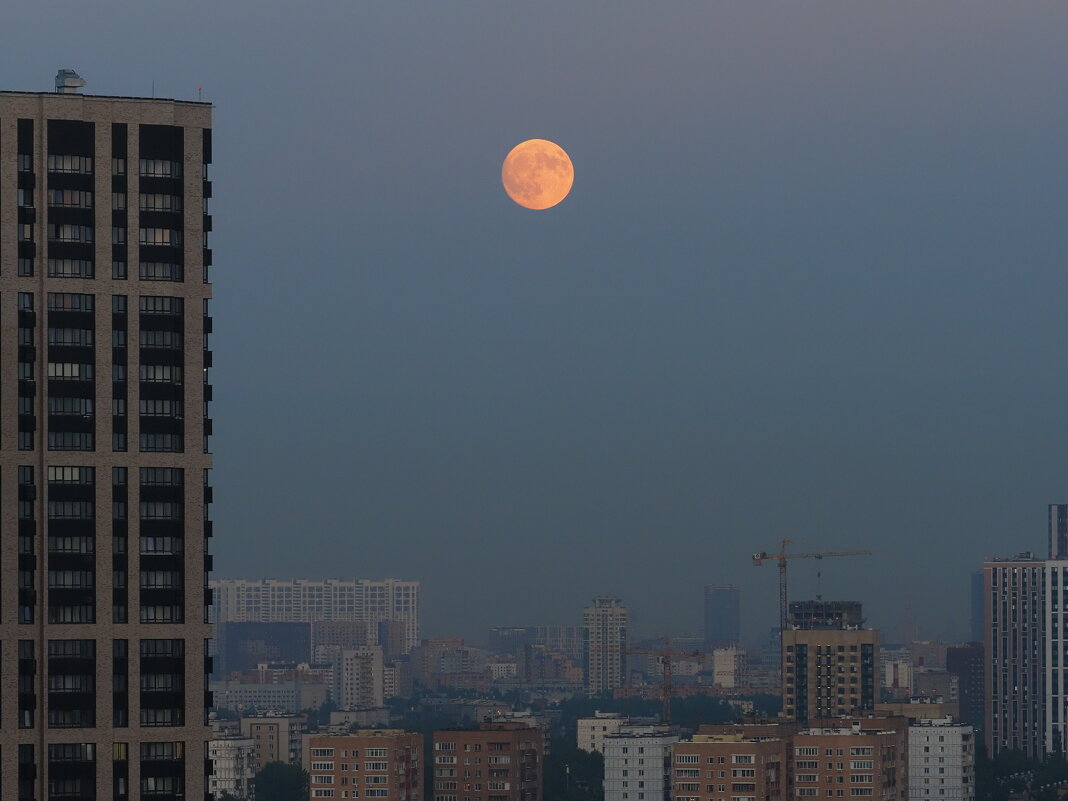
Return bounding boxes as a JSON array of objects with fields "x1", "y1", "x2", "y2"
[
  {"x1": 752, "y1": 539, "x2": 872, "y2": 632},
  {"x1": 624, "y1": 636, "x2": 702, "y2": 725}
]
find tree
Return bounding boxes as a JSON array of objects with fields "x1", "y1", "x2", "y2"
[{"x1": 254, "y1": 761, "x2": 308, "y2": 801}]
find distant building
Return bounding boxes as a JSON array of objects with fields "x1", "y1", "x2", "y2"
[
  {"x1": 217, "y1": 620, "x2": 312, "y2": 675},
  {"x1": 212, "y1": 677, "x2": 329, "y2": 715},
  {"x1": 1051, "y1": 504, "x2": 1068, "y2": 559},
  {"x1": 710, "y1": 645, "x2": 746, "y2": 689},
  {"x1": 703, "y1": 585, "x2": 741, "y2": 648},
  {"x1": 432, "y1": 721, "x2": 544, "y2": 801},
  {"x1": 907, "y1": 718, "x2": 975, "y2": 801},
  {"x1": 305, "y1": 730, "x2": 422, "y2": 801},
  {"x1": 969, "y1": 571, "x2": 984, "y2": 644},
  {"x1": 212, "y1": 577, "x2": 420, "y2": 651},
  {"x1": 946, "y1": 643, "x2": 984, "y2": 729},
  {"x1": 604, "y1": 724, "x2": 679, "y2": 801},
  {"x1": 240, "y1": 713, "x2": 307, "y2": 766},
  {"x1": 208, "y1": 735, "x2": 257, "y2": 800},
  {"x1": 671, "y1": 732, "x2": 786, "y2": 801},
  {"x1": 332, "y1": 645, "x2": 386, "y2": 710},
  {"x1": 585, "y1": 597, "x2": 629, "y2": 694},
  {"x1": 782, "y1": 601, "x2": 879, "y2": 723}
]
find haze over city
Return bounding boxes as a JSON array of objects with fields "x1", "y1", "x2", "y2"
[{"x1": 5, "y1": 1, "x2": 1068, "y2": 645}]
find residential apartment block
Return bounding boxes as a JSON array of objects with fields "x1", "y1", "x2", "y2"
[
  {"x1": 907, "y1": 718, "x2": 975, "y2": 801},
  {"x1": 211, "y1": 577, "x2": 420, "y2": 651},
  {"x1": 671, "y1": 732, "x2": 785, "y2": 801},
  {"x1": 585, "y1": 596, "x2": 629, "y2": 694},
  {"x1": 306, "y1": 730, "x2": 422, "y2": 801},
  {"x1": 433, "y1": 721, "x2": 544, "y2": 801},
  {"x1": 604, "y1": 724, "x2": 679, "y2": 801},
  {"x1": 0, "y1": 77, "x2": 213, "y2": 801}
]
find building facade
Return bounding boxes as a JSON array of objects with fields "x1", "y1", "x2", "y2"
[
  {"x1": 211, "y1": 578, "x2": 420, "y2": 651},
  {"x1": 208, "y1": 735, "x2": 256, "y2": 800},
  {"x1": 0, "y1": 81, "x2": 213, "y2": 801},
  {"x1": 945, "y1": 644, "x2": 984, "y2": 730},
  {"x1": 703, "y1": 585, "x2": 740, "y2": 649},
  {"x1": 907, "y1": 719, "x2": 975, "y2": 801},
  {"x1": 671, "y1": 733, "x2": 785, "y2": 801},
  {"x1": 331, "y1": 645, "x2": 385, "y2": 711},
  {"x1": 584, "y1": 596, "x2": 629, "y2": 694},
  {"x1": 984, "y1": 555, "x2": 1053, "y2": 758},
  {"x1": 577, "y1": 711, "x2": 628, "y2": 754},
  {"x1": 782, "y1": 602, "x2": 879, "y2": 724},
  {"x1": 603, "y1": 724, "x2": 679, "y2": 801},
  {"x1": 432, "y1": 722, "x2": 544, "y2": 801},
  {"x1": 792, "y1": 725, "x2": 906, "y2": 801},
  {"x1": 306, "y1": 730, "x2": 422, "y2": 801},
  {"x1": 240, "y1": 713, "x2": 307, "y2": 766}
]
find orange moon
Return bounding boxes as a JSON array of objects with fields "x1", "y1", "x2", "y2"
[{"x1": 501, "y1": 139, "x2": 574, "y2": 210}]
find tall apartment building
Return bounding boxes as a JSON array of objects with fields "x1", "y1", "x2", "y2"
[
  {"x1": 211, "y1": 577, "x2": 420, "y2": 651},
  {"x1": 703, "y1": 585, "x2": 740, "y2": 649},
  {"x1": 584, "y1": 596, "x2": 629, "y2": 694},
  {"x1": 306, "y1": 730, "x2": 423, "y2": 801},
  {"x1": 782, "y1": 601, "x2": 879, "y2": 723},
  {"x1": 603, "y1": 724, "x2": 679, "y2": 801},
  {"x1": 671, "y1": 732, "x2": 786, "y2": 801},
  {"x1": 332, "y1": 645, "x2": 385, "y2": 710},
  {"x1": 577, "y1": 711, "x2": 628, "y2": 754},
  {"x1": 432, "y1": 721, "x2": 544, "y2": 801},
  {"x1": 0, "y1": 77, "x2": 213, "y2": 801},
  {"x1": 907, "y1": 718, "x2": 975, "y2": 801},
  {"x1": 983, "y1": 554, "x2": 1068, "y2": 758}
]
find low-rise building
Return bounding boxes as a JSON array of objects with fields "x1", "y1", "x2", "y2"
[
  {"x1": 208, "y1": 735, "x2": 257, "y2": 799},
  {"x1": 432, "y1": 721, "x2": 544, "y2": 801},
  {"x1": 671, "y1": 732, "x2": 786, "y2": 801},
  {"x1": 603, "y1": 724, "x2": 679, "y2": 801},
  {"x1": 907, "y1": 718, "x2": 975, "y2": 801},
  {"x1": 305, "y1": 729, "x2": 423, "y2": 801},
  {"x1": 792, "y1": 724, "x2": 906, "y2": 801}
]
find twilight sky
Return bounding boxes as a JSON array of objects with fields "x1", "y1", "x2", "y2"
[{"x1": 5, "y1": 1, "x2": 1068, "y2": 643}]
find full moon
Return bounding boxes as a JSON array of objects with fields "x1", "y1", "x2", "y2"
[{"x1": 501, "y1": 139, "x2": 574, "y2": 210}]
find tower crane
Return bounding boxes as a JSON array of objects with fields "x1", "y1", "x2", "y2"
[
  {"x1": 624, "y1": 636, "x2": 702, "y2": 725},
  {"x1": 752, "y1": 539, "x2": 872, "y2": 632}
]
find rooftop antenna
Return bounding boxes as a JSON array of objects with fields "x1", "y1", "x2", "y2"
[{"x1": 55, "y1": 69, "x2": 86, "y2": 94}]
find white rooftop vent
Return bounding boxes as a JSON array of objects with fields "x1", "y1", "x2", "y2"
[{"x1": 55, "y1": 69, "x2": 86, "y2": 94}]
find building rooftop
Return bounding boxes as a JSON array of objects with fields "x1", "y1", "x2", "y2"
[{"x1": 0, "y1": 89, "x2": 210, "y2": 107}]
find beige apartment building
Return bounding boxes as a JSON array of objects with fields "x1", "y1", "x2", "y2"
[
  {"x1": 782, "y1": 602, "x2": 880, "y2": 723},
  {"x1": 671, "y1": 733, "x2": 786, "y2": 801},
  {"x1": 0, "y1": 75, "x2": 213, "y2": 801},
  {"x1": 584, "y1": 596, "x2": 629, "y2": 694},
  {"x1": 433, "y1": 721, "x2": 544, "y2": 801},
  {"x1": 306, "y1": 730, "x2": 423, "y2": 801}
]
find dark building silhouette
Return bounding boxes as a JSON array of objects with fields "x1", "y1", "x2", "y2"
[
  {"x1": 947, "y1": 642, "x2": 984, "y2": 729},
  {"x1": 788, "y1": 600, "x2": 864, "y2": 630},
  {"x1": 1051, "y1": 504, "x2": 1068, "y2": 559},
  {"x1": 704, "y1": 584, "x2": 741, "y2": 647},
  {"x1": 970, "y1": 570, "x2": 984, "y2": 644},
  {"x1": 219, "y1": 622, "x2": 311, "y2": 675}
]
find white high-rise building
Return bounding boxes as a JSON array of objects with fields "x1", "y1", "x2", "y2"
[
  {"x1": 211, "y1": 577, "x2": 420, "y2": 650},
  {"x1": 578, "y1": 712, "x2": 627, "y2": 753},
  {"x1": 585, "y1": 596, "x2": 629, "y2": 694},
  {"x1": 907, "y1": 718, "x2": 975, "y2": 801},
  {"x1": 603, "y1": 724, "x2": 678, "y2": 801},
  {"x1": 332, "y1": 645, "x2": 385, "y2": 710}
]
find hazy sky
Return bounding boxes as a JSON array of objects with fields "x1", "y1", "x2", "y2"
[{"x1": 6, "y1": 2, "x2": 1068, "y2": 643}]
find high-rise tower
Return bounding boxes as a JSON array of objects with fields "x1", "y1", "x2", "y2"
[
  {"x1": 584, "y1": 596, "x2": 628, "y2": 694},
  {"x1": 703, "y1": 583, "x2": 740, "y2": 648},
  {"x1": 0, "y1": 76, "x2": 213, "y2": 801}
]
